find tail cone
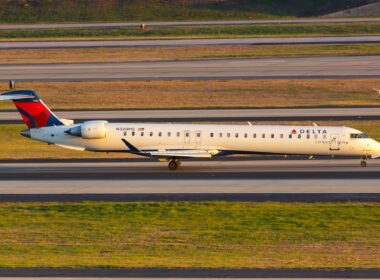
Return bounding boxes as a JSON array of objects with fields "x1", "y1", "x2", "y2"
[{"x1": 20, "y1": 129, "x2": 31, "y2": 138}]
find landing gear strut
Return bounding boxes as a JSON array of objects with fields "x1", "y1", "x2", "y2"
[
  {"x1": 168, "y1": 159, "x2": 181, "y2": 170},
  {"x1": 360, "y1": 156, "x2": 368, "y2": 167}
]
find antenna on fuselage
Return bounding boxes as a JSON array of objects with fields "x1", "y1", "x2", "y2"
[
  {"x1": 313, "y1": 123, "x2": 318, "y2": 127},
  {"x1": 247, "y1": 122, "x2": 253, "y2": 126}
]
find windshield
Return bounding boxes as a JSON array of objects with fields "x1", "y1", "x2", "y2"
[{"x1": 350, "y1": 133, "x2": 369, "y2": 139}]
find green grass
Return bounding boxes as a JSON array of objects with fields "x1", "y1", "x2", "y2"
[
  {"x1": 1, "y1": 121, "x2": 379, "y2": 160},
  {"x1": 2, "y1": 22, "x2": 380, "y2": 40},
  {"x1": 0, "y1": 201, "x2": 378, "y2": 268},
  {"x1": 0, "y1": 0, "x2": 372, "y2": 23}
]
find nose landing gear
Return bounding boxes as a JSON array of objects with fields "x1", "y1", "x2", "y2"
[
  {"x1": 168, "y1": 159, "x2": 181, "y2": 170},
  {"x1": 360, "y1": 156, "x2": 368, "y2": 167}
]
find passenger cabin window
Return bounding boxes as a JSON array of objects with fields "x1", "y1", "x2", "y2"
[
  {"x1": 244, "y1": 133, "x2": 248, "y2": 138},
  {"x1": 289, "y1": 134, "x2": 292, "y2": 139},
  {"x1": 210, "y1": 133, "x2": 214, "y2": 138},
  {"x1": 306, "y1": 134, "x2": 310, "y2": 139},
  {"x1": 132, "y1": 131, "x2": 135, "y2": 136},
  {"x1": 350, "y1": 133, "x2": 369, "y2": 139},
  {"x1": 298, "y1": 134, "x2": 301, "y2": 139},
  {"x1": 271, "y1": 134, "x2": 274, "y2": 139},
  {"x1": 159, "y1": 132, "x2": 162, "y2": 137},
  {"x1": 227, "y1": 133, "x2": 230, "y2": 138},
  {"x1": 197, "y1": 132, "x2": 201, "y2": 137},
  {"x1": 141, "y1": 132, "x2": 144, "y2": 136},
  {"x1": 262, "y1": 133, "x2": 265, "y2": 139},
  {"x1": 219, "y1": 132, "x2": 223, "y2": 138},
  {"x1": 168, "y1": 132, "x2": 171, "y2": 137},
  {"x1": 235, "y1": 133, "x2": 239, "y2": 138},
  {"x1": 185, "y1": 132, "x2": 189, "y2": 137},
  {"x1": 253, "y1": 133, "x2": 256, "y2": 138},
  {"x1": 177, "y1": 132, "x2": 180, "y2": 137},
  {"x1": 280, "y1": 134, "x2": 284, "y2": 139},
  {"x1": 150, "y1": 132, "x2": 153, "y2": 137},
  {"x1": 124, "y1": 132, "x2": 127, "y2": 137}
]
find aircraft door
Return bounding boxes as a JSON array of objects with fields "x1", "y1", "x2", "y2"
[
  {"x1": 184, "y1": 130, "x2": 191, "y2": 144},
  {"x1": 329, "y1": 134, "x2": 340, "y2": 150}
]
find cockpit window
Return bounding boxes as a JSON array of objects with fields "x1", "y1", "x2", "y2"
[{"x1": 350, "y1": 133, "x2": 369, "y2": 139}]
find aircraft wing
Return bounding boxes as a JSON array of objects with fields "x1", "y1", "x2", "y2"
[
  {"x1": 148, "y1": 149, "x2": 213, "y2": 158},
  {"x1": 121, "y1": 139, "x2": 217, "y2": 158}
]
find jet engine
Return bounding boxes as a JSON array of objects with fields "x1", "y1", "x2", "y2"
[{"x1": 66, "y1": 120, "x2": 108, "y2": 139}]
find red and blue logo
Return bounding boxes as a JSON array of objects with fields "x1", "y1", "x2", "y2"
[{"x1": 3, "y1": 90, "x2": 63, "y2": 128}]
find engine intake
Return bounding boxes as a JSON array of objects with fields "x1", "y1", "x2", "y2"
[{"x1": 66, "y1": 120, "x2": 108, "y2": 139}]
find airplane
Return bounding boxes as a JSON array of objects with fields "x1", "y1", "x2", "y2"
[{"x1": 1, "y1": 89, "x2": 380, "y2": 170}]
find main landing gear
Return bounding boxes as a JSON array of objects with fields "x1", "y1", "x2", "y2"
[
  {"x1": 360, "y1": 156, "x2": 368, "y2": 167},
  {"x1": 168, "y1": 159, "x2": 181, "y2": 170}
]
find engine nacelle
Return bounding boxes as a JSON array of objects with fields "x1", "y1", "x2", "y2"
[{"x1": 66, "y1": 120, "x2": 108, "y2": 139}]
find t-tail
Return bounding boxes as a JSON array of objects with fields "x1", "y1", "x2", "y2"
[{"x1": 0, "y1": 90, "x2": 67, "y2": 128}]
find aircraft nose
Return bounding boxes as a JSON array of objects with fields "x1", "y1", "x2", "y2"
[{"x1": 20, "y1": 129, "x2": 31, "y2": 138}]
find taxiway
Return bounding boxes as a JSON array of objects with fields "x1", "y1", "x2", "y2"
[
  {"x1": 1, "y1": 56, "x2": 379, "y2": 81},
  {"x1": 2, "y1": 36, "x2": 380, "y2": 49},
  {"x1": 1, "y1": 107, "x2": 380, "y2": 124}
]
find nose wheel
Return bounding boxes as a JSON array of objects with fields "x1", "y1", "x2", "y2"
[
  {"x1": 168, "y1": 159, "x2": 181, "y2": 170},
  {"x1": 360, "y1": 156, "x2": 368, "y2": 167}
]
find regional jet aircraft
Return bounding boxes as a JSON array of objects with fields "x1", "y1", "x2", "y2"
[{"x1": 1, "y1": 90, "x2": 380, "y2": 170}]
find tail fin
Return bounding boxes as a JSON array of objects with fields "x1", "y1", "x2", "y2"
[{"x1": 0, "y1": 90, "x2": 64, "y2": 128}]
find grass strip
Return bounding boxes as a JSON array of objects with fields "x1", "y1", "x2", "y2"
[
  {"x1": 0, "y1": 79, "x2": 379, "y2": 110},
  {"x1": 1, "y1": 44, "x2": 380, "y2": 65},
  {"x1": 1, "y1": 23, "x2": 380, "y2": 40},
  {"x1": 1, "y1": 120, "x2": 379, "y2": 160},
  {"x1": 0, "y1": 201, "x2": 378, "y2": 268},
  {"x1": 0, "y1": 0, "x2": 367, "y2": 23}
]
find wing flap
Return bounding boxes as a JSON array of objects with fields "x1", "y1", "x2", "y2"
[{"x1": 148, "y1": 149, "x2": 213, "y2": 158}]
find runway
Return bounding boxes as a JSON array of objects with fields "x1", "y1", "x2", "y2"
[
  {"x1": 0, "y1": 158, "x2": 379, "y2": 181},
  {"x1": 1, "y1": 17, "x2": 379, "y2": 29},
  {"x1": 0, "y1": 158, "x2": 378, "y2": 201},
  {"x1": 2, "y1": 36, "x2": 380, "y2": 49},
  {"x1": 1, "y1": 56, "x2": 379, "y2": 81},
  {"x1": 1, "y1": 107, "x2": 380, "y2": 124}
]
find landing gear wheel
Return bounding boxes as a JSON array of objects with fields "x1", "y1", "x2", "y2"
[
  {"x1": 168, "y1": 160, "x2": 179, "y2": 170},
  {"x1": 360, "y1": 160, "x2": 367, "y2": 167}
]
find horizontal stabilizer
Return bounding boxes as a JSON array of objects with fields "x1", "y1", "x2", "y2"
[
  {"x1": 371, "y1": 154, "x2": 380, "y2": 159},
  {"x1": 60, "y1": 118, "x2": 74, "y2": 125},
  {"x1": 149, "y1": 150, "x2": 213, "y2": 158},
  {"x1": 0, "y1": 94, "x2": 33, "y2": 100}
]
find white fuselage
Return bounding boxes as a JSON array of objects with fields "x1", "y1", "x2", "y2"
[{"x1": 29, "y1": 122, "x2": 380, "y2": 158}]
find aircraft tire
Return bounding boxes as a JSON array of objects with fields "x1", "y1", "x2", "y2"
[{"x1": 168, "y1": 159, "x2": 179, "y2": 170}]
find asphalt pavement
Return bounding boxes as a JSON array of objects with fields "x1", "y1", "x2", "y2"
[
  {"x1": 2, "y1": 36, "x2": 380, "y2": 49},
  {"x1": 1, "y1": 56, "x2": 379, "y2": 81}
]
